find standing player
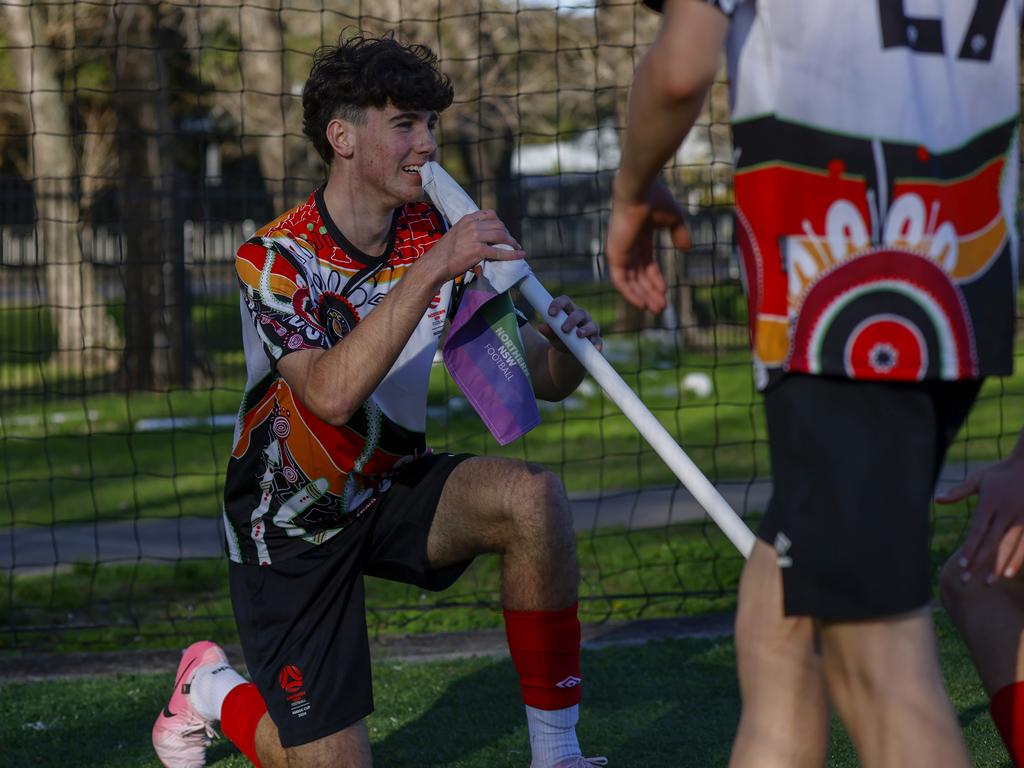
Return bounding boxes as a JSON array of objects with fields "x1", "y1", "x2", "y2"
[
  {"x1": 606, "y1": 1, "x2": 1019, "y2": 766},
  {"x1": 939, "y1": 426, "x2": 1024, "y2": 765},
  {"x1": 151, "y1": 34, "x2": 607, "y2": 768}
]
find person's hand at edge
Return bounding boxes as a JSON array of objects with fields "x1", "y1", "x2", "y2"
[
  {"x1": 936, "y1": 431, "x2": 1024, "y2": 584},
  {"x1": 606, "y1": 179, "x2": 690, "y2": 314}
]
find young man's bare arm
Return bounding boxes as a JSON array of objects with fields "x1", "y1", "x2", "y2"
[
  {"x1": 606, "y1": 0, "x2": 729, "y2": 312},
  {"x1": 279, "y1": 211, "x2": 524, "y2": 426}
]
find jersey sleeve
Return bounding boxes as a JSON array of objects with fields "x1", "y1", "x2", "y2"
[
  {"x1": 642, "y1": 0, "x2": 738, "y2": 16},
  {"x1": 235, "y1": 236, "x2": 330, "y2": 364}
]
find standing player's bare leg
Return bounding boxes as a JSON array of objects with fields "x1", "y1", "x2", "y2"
[
  {"x1": 820, "y1": 611, "x2": 970, "y2": 768},
  {"x1": 729, "y1": 541, "x2": 829, "y2": 768},
  {"x1": 427, "y1": 456, "x2": 586, "y2": 768},
  {"x1": 940, "y1": 549, "x2": 1024, "y2": 763}
]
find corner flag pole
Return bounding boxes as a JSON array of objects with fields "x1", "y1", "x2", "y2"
[{"x1": 419, "y1": 162, "x2": 756, "y2": 559}]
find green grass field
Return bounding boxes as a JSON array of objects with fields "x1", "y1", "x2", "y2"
[{"x1": 0, "y1": 613, "x2": 1010, "y2": 768}]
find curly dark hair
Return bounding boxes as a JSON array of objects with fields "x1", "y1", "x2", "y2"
[{"x1": 302, "y1": 32, "x2": 454, "y2": 164}]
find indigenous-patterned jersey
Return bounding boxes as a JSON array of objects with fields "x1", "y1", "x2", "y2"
[
  {"x1": 651, "y1": 0, "x2": 1020, "y2": 388},
  {"x1": 223, "y1": 188, "x2": 452, "y2": 565}
]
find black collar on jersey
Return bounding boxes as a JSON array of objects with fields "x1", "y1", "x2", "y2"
[{"x1": 314, "y1": 185, "x2": 399, "y2": 267}]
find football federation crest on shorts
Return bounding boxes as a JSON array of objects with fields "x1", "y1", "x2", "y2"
[{"x1": 278, "y1": 664, "x2": 311, "y2": 719}]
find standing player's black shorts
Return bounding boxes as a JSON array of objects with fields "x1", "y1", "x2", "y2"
[
  {"x1": 229, "y1": 452, "x2": 473, "y2": 747},
  {"x1": 758, "y1": 374, "x2": 981, "y2": 621}
]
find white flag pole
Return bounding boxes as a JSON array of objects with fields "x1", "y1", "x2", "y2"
[{"x1": 419, "y1": 162, "x2": 755, "y2": 558}]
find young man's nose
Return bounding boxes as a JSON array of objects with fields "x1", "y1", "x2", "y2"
[{"x1": 415, "y1": 127, "x2": 437, "y2": 155}]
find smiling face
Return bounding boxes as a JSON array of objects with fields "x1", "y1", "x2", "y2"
[{"x1": 336, "y1": 103, "x2": 438, "y2": 211}]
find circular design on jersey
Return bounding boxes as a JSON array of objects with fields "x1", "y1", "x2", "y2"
[
  {"x1": 286, "y1": 334, "x2": 304, "y2": 350},
  {"x1": 272, "y1": 416, "x2": 290, "y2": 439},
  {"x1": 790, "y1": 250, "x2": 977, "y2": 381},
  {"x1": 843, "y1": 315, "x2": 926, "y2": 379},
  {"x1": 282, "y1": 465, "x2": 299, "y2": 484},
  {"x1": 346, "y1": 285, "x2": 370, "y2": 311},
  {"x1": 321, "y1": 293, "x2": 360, "y2": 344}
]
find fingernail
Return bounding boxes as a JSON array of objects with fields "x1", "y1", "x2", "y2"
[
  {"x1": 958, "y1": 556, "x2": 968, "y2": 568},
  {"x1": 986, "y1": 572, "x2": 996, "y2": 585},
  {"x1": 1006, "y1": 567, "x2": 1016, "y2": 578}
]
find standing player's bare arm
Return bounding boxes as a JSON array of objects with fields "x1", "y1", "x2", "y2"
[
  {"x1": 606, "y1": 0, "x2": 726, "y2": 313},
  {"x1": 278, "y1": 210, "x2": 524, "y2": 425}
]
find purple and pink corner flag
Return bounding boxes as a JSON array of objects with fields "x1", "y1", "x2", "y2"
[{"x1": 442, "y1": 277, "x2": 540, "y2": 445}]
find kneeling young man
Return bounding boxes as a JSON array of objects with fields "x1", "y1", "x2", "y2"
[{"x1": 152, "y1": 33, "x2": 605, "y2": 768}]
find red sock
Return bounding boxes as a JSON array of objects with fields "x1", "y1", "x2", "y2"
[
  {"x1": 221, "y1": 683, "x2": 268, "y2": 768},
  {"x1": 991, "y1": 682, "x2": 1024, "y2": 766},
  {"x1": 504, "y1": 602, "x2": 582, "y2": 710}
]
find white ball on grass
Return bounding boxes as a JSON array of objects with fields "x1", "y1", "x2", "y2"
[{"x1": 681, "y1": 372, "x2": 713, "y2": 398}]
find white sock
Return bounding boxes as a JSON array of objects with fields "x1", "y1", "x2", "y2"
[
  {"x1": 525, "y1": 704, "x2": 581, "y2": 767},
  {"x1": 189, "y1": 662, "x2": 247, "y2": 722}
]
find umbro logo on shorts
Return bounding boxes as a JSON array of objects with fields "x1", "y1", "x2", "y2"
[
  {"x1": 556, "y1": 675, "x2": 582, "y2": 689},
  {"x1": 774, "y1": 532, "x2": 793, "y2": 569}
]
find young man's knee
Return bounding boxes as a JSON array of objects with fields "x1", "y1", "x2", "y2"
[
  {"x1": 508, "y1": 465, "x2": 573, "y2": 543},
  {"x1": 938, "y1": 550, "x2": 1006, "y2": 630},
  {"x1": 939, "y1": 554, "x2": 968, "y2": 624},
  {"x1": 503, "y1": 463, "x2": 564, "y2": 511}
]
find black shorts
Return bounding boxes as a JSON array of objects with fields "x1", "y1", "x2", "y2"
[
  {"x1": 759, "y1": 375, "x2": 980, "y2": 621},
  {"x1": 229, "y1": 452, "x2": 473, "y2": 748}
]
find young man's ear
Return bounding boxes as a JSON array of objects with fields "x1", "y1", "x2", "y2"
[{"x1": 326, "y1": 118, "x2": 355, "y2": 160}]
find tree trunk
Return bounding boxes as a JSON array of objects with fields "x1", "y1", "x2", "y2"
[
  {"x1": 239, "y1": 0, "x2": 290, "y2": 212},
  {"x1": 112, "y1": 0, "x2": 187, "y2": 390},
  {"x1": 3, "y1": 0, "x2": 122, "y2": 373}
]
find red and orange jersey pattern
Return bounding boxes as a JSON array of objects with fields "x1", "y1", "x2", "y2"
[
  {"x1": 734, "y1": 117, "x2": 1016, "y2": 388},
  {"x1": 711, "y1": 1, "x2": 1021, "y2": 388},
  {"x1": 223, "y1": 189, "x2": 451, "y2": 565}
]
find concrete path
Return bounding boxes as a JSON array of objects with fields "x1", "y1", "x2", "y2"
[{"x1": 0, "y1": 465, "x2": 977, "y2": 573}]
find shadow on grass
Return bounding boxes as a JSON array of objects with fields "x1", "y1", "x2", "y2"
[
  {"x1": 370, "y1": 638, "x2": 739, "y2": 767},
  {"x1": 957, "y1": 702, "x2": 992, "y2": 731}
]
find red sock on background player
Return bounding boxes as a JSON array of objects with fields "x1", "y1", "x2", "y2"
[{"x1": 990, "y1": 681, "x2": 1024, "y2": 766}]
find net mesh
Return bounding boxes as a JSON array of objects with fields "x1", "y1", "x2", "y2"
[{"x1": 0, "y1": 0, "x2": 1020, "y2": 653}]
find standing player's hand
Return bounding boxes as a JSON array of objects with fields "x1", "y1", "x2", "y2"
[
  {"x1": 605, "y1": 179, "x2": 690, "y2": 314},
  {"x1": 936, "y1": 447, "x2": 1024, "y2": 584},
  {"x1": 538, "y1": 295, "x2": 602, "y2": 353},
  {"x1": 426, "y1": 210, "x2": 525, "y2": 285}
]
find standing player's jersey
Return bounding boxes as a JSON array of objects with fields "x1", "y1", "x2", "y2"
[
  {"x1": 697, "y1": 0, "x2": 1020, "y2": 388},
  {"x1": 223, "y1": 189, "x2": 451, "y2": 565}
]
